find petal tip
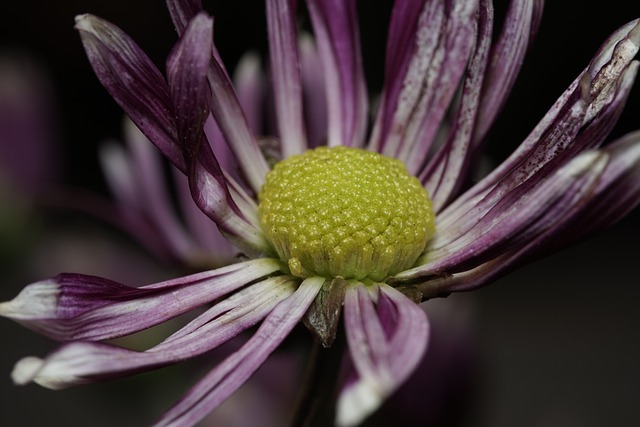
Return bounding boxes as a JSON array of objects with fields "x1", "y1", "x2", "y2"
[{"x1": 11, "y1": 356, "x2": 44, "y2": 386}]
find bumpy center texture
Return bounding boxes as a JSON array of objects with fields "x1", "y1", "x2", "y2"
[{"x1": 258, "y1": 146, "x2": 435, "y2": 282}]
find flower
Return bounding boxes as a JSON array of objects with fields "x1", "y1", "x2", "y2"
[{"x1": 2, "y1": 1, "x2": 640, "y2": 426}]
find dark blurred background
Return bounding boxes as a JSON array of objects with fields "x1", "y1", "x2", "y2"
[{"x1": 1, "y1": 1, "x2": 639, "y2": 426}]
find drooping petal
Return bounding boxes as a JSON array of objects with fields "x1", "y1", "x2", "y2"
[
  {"x1": 306, "y1": 0, "x2": 367, "y2": 147},
  {"x1": 337, "y1": 283, "x2": 429, "y2": 426},
  {"x1": 75, "y1": 14, "x2": 183, "y2": 172},
  {"x1": 472, "y1": 0, "x2": 545, "y2": 146},
  {"x1": 9, "y1": 276, "x2": 297, "y2": 390},
  {"x1": 0, "y1": 258, "x2": 281, "y2": 341},
  {"x1": 436, "y1": 19, "x2": 640, "y2": 247},
  {"x1": 152, "y1": 277, "x2": 324, "y2": 427},
  {"x1": 420, "y1": 0, "x2": 493, "y2": 212},
  {"x1": 267, "y1": 0, "x2": 307, "y2": 157}
]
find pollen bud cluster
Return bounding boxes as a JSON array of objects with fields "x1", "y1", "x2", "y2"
[{"x1": 258, "y1": 146, "x2": 435, "y2": 282}]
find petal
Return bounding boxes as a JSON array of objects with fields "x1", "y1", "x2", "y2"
[
  {"x1": 152, "y1": 276, "x2": 324, "y2": 427},
  {"x1": 166, "y1": 13, "x2": 213, "y2": 151},
  {"x1": 9, "y1": 276, "x2": 297, "y2": 389},
  {"x1": 420, "y1": 0, "x2": 493, "y2": 212},
  {"x1": 369, "y1": 0, "x2": 479, "y2": 176},
  {"x1": 300, "y1": 34, "x2": 328, "y2": 148},
  {"x1": 267, "y1": 0, "x2": 308, "y2": 157},
  {"x1": 234, "y1": 53, "x2": 266, "y2": 135},
  {"x1": 165, "y1": 0, "x2": 205, "y2": 34},
  {"x1": 337, "y1": 283, "x2": 429, "y2": 426},
  {"x1": 206, "y1": 48, "x2": 271, "y2": 194},
  {"x1": 401, "y1": 131, "x2": 640, "y2": 297},
  {"x1": 75, "y1": 14, "x2": 183, "y2": 171},
  {"x1": 0, "y1": 258, "x2": 281, "y2": 341},
  {"x1": 473, "y1": 0, "x2": 545, "y2": 146},
  {"x1": 437, "y1": 19, "x2": 640, "y2": 247},
  {"x1": 306, "y1": 0, "x2": 367, "y2": 147}
]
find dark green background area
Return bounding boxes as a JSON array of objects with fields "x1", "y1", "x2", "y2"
[{"x1": 1, "y1": 1, "x2": 639, "y2": 426}]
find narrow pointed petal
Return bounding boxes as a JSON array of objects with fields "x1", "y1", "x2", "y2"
[
  {"x1": 234, "y1": 53, "x2": 266, "y2": 135},
  {"x1": 337, "y1": 284, "x2": 429, "y2": 426},
  {"x1": 370, "y1": 1, "x2": 480, "y2": 175},
  {"x1": 395, "y1": 148, "x2": 612, "y2": 283},
  {"x1": 267, "y1": 0, "x2": 307, "y2": 157},
  {"x1": 437, "y1": 19, "x2": 640, "y2": 246},
  {"x1": 300, "y1": 34, "x2": 328, "y2": 147},
  {"x1": 400, "y1": 131, "x2": 640, "y2": 297},
  {"x1": 165, "y1": 0, "x2": 205, "y2": 34},
  {"x1": 473, "y1": 0, "x2": 544, "y2": 145},
  {"x1": 207, "y1": 50, "x2": 271, "y2": 193},
  {"x1": 0, "y1": 258, "x2": 281, "y2": 341},
  {"x1": 421, "y1": 0, "x2": 493, "y2": 212},
  {"x1": 75, "y1": 14, "x2": 183, "y2": 171},
  {"x1": 166, "y1": 13, "x2": 213, "y2": 151},
  {"x1": 153, "y1": 277, "x2": 324, "y2": 427},
  {"x1": 9, "y1": 276, "x2": 297, "y2": 389},
  {"x1": 306, "y1": 0, "x2": 367, "y2": 147}
]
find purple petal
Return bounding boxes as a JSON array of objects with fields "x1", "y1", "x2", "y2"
[
  {"x1": 9, "y1": 276, "x2": 297, "y2": 389},
  {"x1": 369, "y1": 1, "x2": 479, "y2": 177},
  {"x1": 206, "y1": 48, "x2": 271, "y2": 193},
  {"x1": 75, "y1": 14, "x2": 183, "y2": 172},
  {"x1": 166, "y1": 13, "x2": 213, "y2": 151},
  {"x1": 436, "y1": 19, "x2": 640, "y2": 249},
  {"x1": 300, "y1": 34, "x2": 328, "y2": 147},
  {"x1": 338, "y1": 283, "x2": 429, "y2": 426},
  {"x1": 473, "y1": 0, "x2": 545, "y2": 146},
  {"x1": 420, "y1": 0, "x2": 493, "y2": 212},
  {"x1": 267, "y1": 0, "x2": 307, "y2": 157},
  {"x1": 0, "y1": 258, "x2": 281, "y2": 341},
  {"x1": 152, "y1": 276, "x2": 324, "y2": 427},
  {"x1": 234, "y1": 53, "x2": 267, "y2": 135},
  {"x1": 306, "y1": 0, "x2": 367, "y2": 147},
  {"x1": 165, "y1": 0, "x2": 205, "y2": 34}
]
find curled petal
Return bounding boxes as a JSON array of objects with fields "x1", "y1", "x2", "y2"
[
  {"x1": 75, "y1": 14, "x2": 183, "y2": 171},
  {"x1": 9, "y1": 276, "x2": 297, "y2": 390},
  {"x1": 0, "y1": 258, "x2": 281, "y2": 341},
  {"x1": 153, "y1": 277, "x2": 324, "y2": 427},
  {"x1": 165, "y1": 0, "x2": 205, "y2": 34},
  {"x1": 306, "y1": 0, "x2": 367, "y2": 147},
  {"x1": 337, "y1": 283, "x2": 429, "y2": 426}
]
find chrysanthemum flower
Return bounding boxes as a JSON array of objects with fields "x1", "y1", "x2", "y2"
[{"x1": 2, "y1": 0, "x2": 640, "y2": 426}]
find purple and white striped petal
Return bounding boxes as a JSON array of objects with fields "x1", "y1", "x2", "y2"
[
  {"x1": 0, "y1": 258, "x2": 281, "y2": 341},
  {"x1": 369, "y1": 1, "x2": 479, "y2": 176},
  {"x1": 403, "y1": 130, "x2": 640, "y2": 296},
  {"x1": 9, "y1": 276, "x2": 297, "y2": 390},
  {"x1": 75, "y1": 14, "x2": 183, "y2": 172},
  {"x1": 473, "y1": 0, "x2": 544, "y2": 146},
  {"x1": 306, "y1": 0, "x2": 367, "y2": 148},
  {"x1": 267, "y1": 0, "x2": 307, "y2": 157},
  {"x1": 152, "y1": 277, "x2": 324, "y2": 427},
  {"x1": 420, "y1": 0, "x2": 493, "y2": 212},
  {"x1": 337, "y1": 283, "x2": 429, "y2": 426},
  {"x1": 436, "y1": 19, "x2": 640, "y2": 248}
]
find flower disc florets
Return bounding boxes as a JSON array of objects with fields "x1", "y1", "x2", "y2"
[{"x1": 258, "y1": 146, "x2": 435, "y2": 282}]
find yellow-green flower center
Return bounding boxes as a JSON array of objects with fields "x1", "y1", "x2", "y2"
[{"x1": 258, "y1": 146, "x2": 435, "y2": 282}]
